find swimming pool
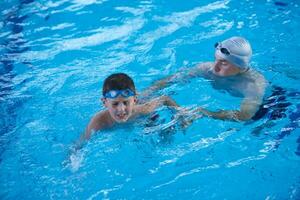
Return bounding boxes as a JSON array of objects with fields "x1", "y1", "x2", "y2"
[{"x1": 0, "y1": 0, "x2": 299, "y2": 199}]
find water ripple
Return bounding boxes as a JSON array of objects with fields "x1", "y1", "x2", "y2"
[
  {"x1": 19, "y1": 18, "x2": 145, "y2": 62},
  {"x1": 136, "y1": 1, "x2": 229, "y2": 49}
]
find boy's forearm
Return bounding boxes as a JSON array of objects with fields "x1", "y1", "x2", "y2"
[
  {"x1": 75, "y1": 134, "x2": 86, "y2": 150},
  {"x1": 75, "y1": 124, "x2": 96, "y2": 150}
]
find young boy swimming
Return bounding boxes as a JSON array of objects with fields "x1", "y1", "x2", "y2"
[{"x1": 78, "y1": 73, "x2": 181, "y2": 146}]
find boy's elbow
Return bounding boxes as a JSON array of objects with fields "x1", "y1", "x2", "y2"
[
  {"x1": 84, "y1": 128, "x2": 92, "y2": 140},
  {"x1": 85, "y1": 120, "x2": 102, "y2": 139}
]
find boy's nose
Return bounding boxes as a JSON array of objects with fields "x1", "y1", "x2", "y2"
[{"x1": 117, "y1": 103, "x2": 126, "y2": 112}]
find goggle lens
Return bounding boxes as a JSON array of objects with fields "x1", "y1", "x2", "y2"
[
  {"x1": 215, "y1": 42, "x2": 230, "y2": 55},
  {"x1": 104, "y1": 89, "x2": 135, "y2": 98}
]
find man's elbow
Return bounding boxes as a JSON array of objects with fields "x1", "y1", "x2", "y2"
[
  {"x1": 235, "y1": 111, "x2": 253, "y2": 121},
  {"x1": 161, "y1": 95, "x2": 178, "y2": 108}
]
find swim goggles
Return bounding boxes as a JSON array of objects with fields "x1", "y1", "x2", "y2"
[
  {"x1": 103, "y1": 89, "x2": 135, "y2": 98},
  {"x1": 214, "y1": 42, "x2": 230, "y2": 55},
  {"x1": 214, "y1": 42, "x2": 250, "y2": 70}
]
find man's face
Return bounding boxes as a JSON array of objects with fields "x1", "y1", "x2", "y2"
[
  {"x1": 213, "y1": 53, "x2": 241, "y2": 77},
  {"x1": 103, "y1": 96, "x2": 137, "y2": 123}
]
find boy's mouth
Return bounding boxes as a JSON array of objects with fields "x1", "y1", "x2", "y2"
[{"x1": 116, "y1": 113, "x2": 128, "y2": 120}]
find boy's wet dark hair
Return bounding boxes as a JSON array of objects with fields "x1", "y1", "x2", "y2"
[{"x1": 102, "y1": 73, "x2": 136, "y2": 96}]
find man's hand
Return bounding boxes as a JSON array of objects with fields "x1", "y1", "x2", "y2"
[{"x1": 174, "y1": 107, "x2": 203, "y2": 129}]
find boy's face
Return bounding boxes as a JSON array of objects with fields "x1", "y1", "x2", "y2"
[{"x1": 103, "y1": 96, "x2": 137, "y2": 123}]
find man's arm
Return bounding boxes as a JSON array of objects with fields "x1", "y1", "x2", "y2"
[
  {"x1": 196, "y1": 97, "x2": 261, "y2": 121},
  {"x1": 196, "y1": 76, "x2": 267, "y2": 122},
  {"x1": 141, "y1": 63, "x2": 212, "y2": 98},
  {"x1": 138, "y1": 95, "x2": 180, "y2": 114}
]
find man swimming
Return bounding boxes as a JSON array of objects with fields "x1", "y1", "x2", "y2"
[{"x1": 143, "y1": 36, "x2": 267, "y2": 122}]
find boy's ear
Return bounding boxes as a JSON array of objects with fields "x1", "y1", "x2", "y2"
[
  {"x1": 133, "y1": 95, "x2": 137, "y2": 103},
  {"x1": 101, "y1": 98, "x2": 108, "y2": 107}
]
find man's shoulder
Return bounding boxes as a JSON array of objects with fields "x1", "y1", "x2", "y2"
[
  {"x1": 246, "y1": 69, "x2": 267, "y2": 86},
  {"x1": 188, "y1": 62, "x2": 213, "y2": 77},
  {"x1": 243, "y1": 68, "x2": 267, "y2": 96},
  {"x1": 196, "y1": 62, "x2": 214, "y2": 71}
]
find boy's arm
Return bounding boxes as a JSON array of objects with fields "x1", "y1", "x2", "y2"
[{"x1": 76, "y1": 112, "x2": 107, "y2": 149}]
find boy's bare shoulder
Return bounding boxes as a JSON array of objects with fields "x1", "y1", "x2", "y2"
[
  {"x1": 87, "y1": 110, "x2": 112, "y2": 132},
  {"x1": 91, "y1": 110, "x2": 107, "y2": 122}
]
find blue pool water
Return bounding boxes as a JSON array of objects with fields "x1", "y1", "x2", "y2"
[{"x1": 1, "y1": 0, "x2": 300, "y2": 199}]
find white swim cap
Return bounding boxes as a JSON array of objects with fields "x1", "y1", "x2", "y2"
[{"x1": 215, "y1": 36, "x2": 252, "y2": 69}]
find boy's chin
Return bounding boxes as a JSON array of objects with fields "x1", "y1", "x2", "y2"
[{"x1": 114, "y1": 116, "x2": 130, "y2": 123}]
